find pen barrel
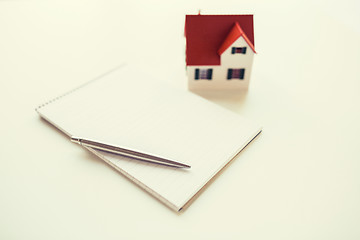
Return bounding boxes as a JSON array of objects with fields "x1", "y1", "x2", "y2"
[{"x1": 70, "y1": 137, "x2": 190, "y2": 168}]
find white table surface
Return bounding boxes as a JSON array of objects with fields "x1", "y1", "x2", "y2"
[{"x1": 1, "y1": 0, "x2": 360, "y2": 239}]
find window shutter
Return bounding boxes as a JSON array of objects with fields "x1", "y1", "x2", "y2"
[
  {"x1": 242, "y1": 47, "x2": 247, "y2": 54},
  {"x1": 227, "y1": 69, "x2": 232, "y2": 80},
  {"x1": 195, "y1": 69, "x2": 199, "y2": 80},
  {"x1": 239, "y1": 69, "x2": 245, "y2": 79},
  {"x1": 207, "y1": 69, "x2": 213, "y2": 80},
  {"x1": 231, "y1": 47, "x2": 236, "y2": 54}
]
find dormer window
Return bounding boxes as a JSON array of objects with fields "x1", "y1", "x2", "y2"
[
  {"x1": 227, "y1": 68, "x2": 245, "y2": 80},
  {"x1": 231, "y1": 47, "x2": 247, "y2": 54},
  {"x1": 195, "y1": 68, "x2": 213, "y2": 80}
]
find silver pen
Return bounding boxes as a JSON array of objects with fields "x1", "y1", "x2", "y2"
[{"x1": 70, "y1": 136, "x2": 191, "y2": 168}]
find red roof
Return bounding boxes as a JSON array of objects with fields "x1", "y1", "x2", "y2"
[
  {"x1": 217, "y1": 22, "x2": 256, "y2": 55},
  {"x1": 185, "y1": 15, "x2": 255, "y2": 66}
]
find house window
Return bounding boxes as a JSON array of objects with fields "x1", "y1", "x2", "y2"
[
  {"x1": 195, "y1": 68, "x2": 213, "y2": 80},
  {"x1": 231, "y1": 47, "x2": 247, "y2": 54},
  {"x1": 227, "y1": 69, "x2": 245, "y2": 80}
]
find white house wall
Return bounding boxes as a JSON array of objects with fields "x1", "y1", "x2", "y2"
[{"x1": 188, "y1": 37, "x2": 254, "y2": 91}]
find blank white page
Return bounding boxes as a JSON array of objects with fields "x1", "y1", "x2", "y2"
[{"x1": 37, "y1": 65, "x2": 262, "y2": 211}]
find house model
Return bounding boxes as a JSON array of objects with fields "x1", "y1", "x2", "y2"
[{"x1": 185, "y1": 14, "x2": 256, "y2": 91}]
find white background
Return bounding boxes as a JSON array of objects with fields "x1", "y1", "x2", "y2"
[{"x1": 1, "y1": 0, "x2": 360, "y2": 239}]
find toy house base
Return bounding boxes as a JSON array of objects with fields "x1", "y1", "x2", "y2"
[{"x1": 187, "y1": 65, "x2": 251, "y2": 91}]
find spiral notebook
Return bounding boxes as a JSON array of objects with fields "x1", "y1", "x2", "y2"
[{"x1": 36, "y1": 64, "x2": 262, "y2": 211}]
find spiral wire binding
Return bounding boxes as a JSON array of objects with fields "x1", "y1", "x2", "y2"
[{"x1": 35, "y1": 64, "x2": 126, "y2": 112}]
